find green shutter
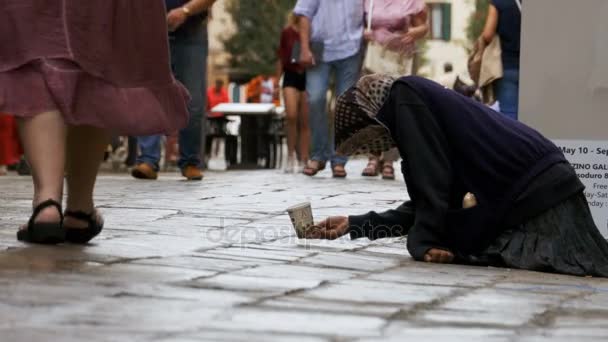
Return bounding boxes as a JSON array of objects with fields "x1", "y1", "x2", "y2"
[{"x1": 441, "y1": 3, "x2": 452, "y2": 41}]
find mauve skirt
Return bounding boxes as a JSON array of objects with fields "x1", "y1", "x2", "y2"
[
  {"x1": 465, "y1": 192, "x2": 608, "y2": 277},
  {"x1": 0, "y1": 0, "x2": 189, "y2": 136},
  {"x1": 0, "y1": 59, "x2": 189, "y2": 136}
]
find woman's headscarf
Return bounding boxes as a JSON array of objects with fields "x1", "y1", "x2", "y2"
[{"x1": 335, "y1": 74, "x2": 397, "y2": 156}]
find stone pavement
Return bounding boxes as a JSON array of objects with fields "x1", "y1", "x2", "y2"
[{"x1": 1, "y1": 160, "x2": 608, "y2": 342}]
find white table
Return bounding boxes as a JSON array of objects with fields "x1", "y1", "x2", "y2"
[
  {"x1": 209, "y1": 103, "x2": 285, "y2": 169},
  {"x1": 211, "y1": 103, "x2": 282, "y2": 115}
]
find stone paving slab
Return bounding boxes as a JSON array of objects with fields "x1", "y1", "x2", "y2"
[{"x1": 1, "y1": 161, "x2": 608, "y2": 341}]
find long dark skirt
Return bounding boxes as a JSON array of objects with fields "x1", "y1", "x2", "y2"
[{"x1": 466, "y1": 192, "x2": 608, "y2": 277}]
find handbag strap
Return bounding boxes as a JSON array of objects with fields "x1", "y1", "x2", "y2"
[
  {"x1": 514, "y1": 0, "x2": 522, "y2": 11},
  {"x1": 367, "y1": 0, "x2": 374, "y2": 30}
]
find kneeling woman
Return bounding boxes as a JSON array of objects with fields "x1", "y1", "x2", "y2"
[{"x1": 307, "y1": 74, "x2": 608, "y2": 277}]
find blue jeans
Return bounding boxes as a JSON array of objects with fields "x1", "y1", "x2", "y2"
[
  {"x1": 306, "y1": 52, "x2": 362, "y2": 166},
  {"x1": 137, "y1": 30, "x2": 208, "y2": 171},
  {"x1": 494, "y1": 67, "x2": 519, "y2": 120}
]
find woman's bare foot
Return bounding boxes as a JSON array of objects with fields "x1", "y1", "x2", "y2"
[
  {"x1": 32, "y1": 205, "x2": 62, "y2": 223},
  {"x1": 424, "y1": 248, "x2": 454, "y2": 263},
  {"x1": 462, "y1": 192, "x2": 477, "y2": 208},
  {"x1": 63, "y1": 208, "x2": 104, "y2": 244},
  {"x1": 19, "y1": 199, "x2": 63, "y2": 232},
  {"x1": 63, "y1": 208, "x2": 103, "y2": 229},
  {"x1": 17, "y1": 198, "x2": 65, "y2": 244}
]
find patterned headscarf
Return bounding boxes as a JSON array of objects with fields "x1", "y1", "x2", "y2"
[{"x1": 335, "y1": 74, "x2": 397, "y2": 156}]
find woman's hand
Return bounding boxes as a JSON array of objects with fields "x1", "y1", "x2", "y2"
[
  {"x1": 299, "y1": 46, "x2": 315, "y2": 68},
  {"x1": 305, "y1": 216, "x2": 349, "y2": 240},
  {"x1": 401, "y1": 24, "x2": 428, "y2": 45},
  {"x1": 363, "y1": 29, "x2": 374, "y2": 42},
  {"x1": 167, "y1": 8, "x2": 188, "y2": 32},
  {"x1": 409, "y1": 7, "x2": 429, "y2": 41},
  {"x1": 385, "y1": 30, "x2": 420, "y2": 52},
  {"x1": 400, "y1": 32, "x2": 416, "y2": 46},
  {"x1": 424, "y1": 248, "x2": 454, "y2": 263}
]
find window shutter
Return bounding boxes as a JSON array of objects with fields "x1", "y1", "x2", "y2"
[{"x1": 441, "y1": 3, "x2": 452, "y2": 41}]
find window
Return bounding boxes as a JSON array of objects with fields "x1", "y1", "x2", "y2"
[{"x1": 428, "y1": 2, "x2": 452, "y2": 41}]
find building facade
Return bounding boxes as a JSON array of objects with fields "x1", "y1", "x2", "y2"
[
  {"x1": 207, "y1": 0, "x2": 233, "y2": 87},
  {"x1": 208, "y1": 0, "x2": 477, "y2": 84},
  {"x1": 421, "y1": 0, "x2": 476, "y2": 81}
]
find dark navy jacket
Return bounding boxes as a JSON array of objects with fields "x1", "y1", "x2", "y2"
[{"x1": 348, "y1": 76, "x2": 583, "y2": 259}]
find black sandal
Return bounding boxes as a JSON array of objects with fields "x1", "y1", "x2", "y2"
[
  {"x1": 64, "y1": 210, "x2": 104, "y2": 244},
  {"x1": 17, "y1": 199, "x2": 65, "y2": 244}
]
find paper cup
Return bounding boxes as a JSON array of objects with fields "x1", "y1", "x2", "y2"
[{"x1": 286, "y1": 202, "x2": 314, "y2": 238}]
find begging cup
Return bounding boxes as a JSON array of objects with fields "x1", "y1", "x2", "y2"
[{"x1": 286, "y1": 202, "x2": 314, "y2": 238}]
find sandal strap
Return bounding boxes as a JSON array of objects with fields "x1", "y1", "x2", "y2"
[
  {"x1": 382, "y1": 164, "x2": 394, "y2": 171},
  {"x1": 305, "y1": 160, "x2": 326, "y2": 171},
  {"x1": 64, "y1": 209, "x2": 103, "y2": 244},
  {"x1": 28, "y1": 199, "x2": 63, "y2": 226},
  {"x1": 332, "y1": 164, "x2": 347, "y2": 174},
  {"x1": 64, "y1": 210, "x2": 96, "y2": 225}
]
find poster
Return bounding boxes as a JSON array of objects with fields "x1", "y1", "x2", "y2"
[
  {"x1": 555, "y1": 140, "x2": 608, "y2": 235},
  {"x1": 520, "y1": 0, "x2": 608, "y2": 236}
]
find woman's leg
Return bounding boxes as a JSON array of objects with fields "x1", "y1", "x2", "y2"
[
  {"x1": 283, "y1": 87, "x2": 299, "y2": 160},
  {"x1": 18, "y1": 110, "x2": 66, "y2": 223},
  {"x1": 296, "y1": 90, "x2": 310, "y2": 163},
  {"x1": 64, "y1": 126, "x2": 110, "y2": 228}
]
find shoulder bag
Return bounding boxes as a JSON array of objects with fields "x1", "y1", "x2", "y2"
[{"x1": 362, "y1": 0, "x2": 410, "y2": 76}]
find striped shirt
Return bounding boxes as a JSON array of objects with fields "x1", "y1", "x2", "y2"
[{"x1": 294, "y1": 0, "x2": 364, "y2": 62}]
